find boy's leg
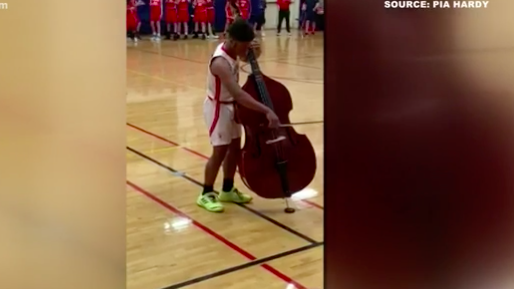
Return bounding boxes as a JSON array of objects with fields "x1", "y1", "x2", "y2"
[
  {"x1": 156, "y1": 19, "x2": 161, "y2": 37},
  {"x1": 197, "y1": 144, "x2": 229, "y2": 212},
  {"x1": 259, "y1": 14, "x2": 266, "y2": 36},
  {"x1": 166, "y1": 23, "x2": 171, "y2": 39},
  {"x1": 173, "y1": 23, "x2": 179, "y2": 39},
  {"x1": 285, "y1": 10, "x2": 291, "y2": 34},
  {"x1": 221, "y1": 138, "x2": 239, "y2": 190},
  {"x1": 217, "y1": 136, "x2": 252, "y2": 204},
  {"x1": 183, "y1": 22, "x2": 189, "y2": 38},
  {"x1": 150, "y1": 21, "x2": 156, "y2": 39},
  {"x1": 198, "y1": 101, "x2": 235, "y2": 212},
  {"x1": 277, "y1": 10, "x2": 284, "y2": 34},
  {"x1": 201, "y1": 22, "x2": 207, "y2": 39},
  {"x1": 135, "y1": 22, "x2": 141, "y2": 39},
  {"x1": 132, "y1": 29, "x2": 138, "y2": 42},
  {"x1": 208, "y1": 23, "x2": 218, "y2": 38},
  {"x1": 194, "y1": 21, "x2": 200, "y2": 38}
]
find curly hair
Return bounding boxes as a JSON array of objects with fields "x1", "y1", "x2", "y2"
[{"x1": 227, "y1": 17, "x2": 255, "y2": 42}]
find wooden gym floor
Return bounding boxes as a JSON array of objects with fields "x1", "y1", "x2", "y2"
[{"x1": 126, "y1": 31, "x2": 324, "y2": 289}]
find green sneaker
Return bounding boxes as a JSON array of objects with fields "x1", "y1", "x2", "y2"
[
  {"x1": 218, "y1": 187, "x2": 253, "y2": 204},
  {"x1": 197, "y1": 192, "x2": 224, "y2": 212}
]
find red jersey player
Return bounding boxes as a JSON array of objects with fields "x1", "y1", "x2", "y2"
[
  {"x1": 149, "y1": 0, "x2": 163, "y2": 40},
  {"x1": 224, "y1": 0, "x2": 237, "y2": 36},
  {"x1": 177, "y1": 0, "x2": 190, "y2": 39},
  {"x1": 237, "y1": 0, "x2": 250, "y2": 20},
  {"x1": 165, "y1": 0, "x2": 179, "y2": 40},
  {"x1": 193, "y1": 0, "x2": 208, "y2": 39},
  {"x1": 127, "y1": 0, "x2": 140, "y2": 43},
  {"x1": 205, "y1": 0, "x2": 218, "y2": 39},
  {"x1": 127, "y1": 0, "x2": 141, "y2": 42}
]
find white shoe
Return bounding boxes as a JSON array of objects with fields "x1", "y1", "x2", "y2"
[
  {"x1": 277, "y1": 32, "x2": 281, "y2": 36},
  {"x1": 261, "y1": 31, "x2": 266, "y2": 36}
]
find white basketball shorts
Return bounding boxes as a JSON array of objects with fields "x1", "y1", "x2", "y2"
[{"x1": 203, "y1": 98, "x2": 242, "y2": 146}]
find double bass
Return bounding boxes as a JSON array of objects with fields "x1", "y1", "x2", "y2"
[{"x1": 236, "y1": 48, "x2": 317, "y2": 213}]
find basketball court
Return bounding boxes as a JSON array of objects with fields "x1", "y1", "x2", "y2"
[{"x1": 126, "y1": 32, "x2": 324, "y2": 289}]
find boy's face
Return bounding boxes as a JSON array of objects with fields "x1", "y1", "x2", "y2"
[{"x1": 234, "y1": 41, "x2": 252, "y2": 59}]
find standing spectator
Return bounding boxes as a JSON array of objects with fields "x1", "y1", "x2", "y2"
[
  {"x1": 130, "y1": 0, "x2": 144, "y2": 40},
  {"x1": 237, "y1": 0, "x2": 251, "y2": 21},
  {"x1": 224, "y1": 0, "x2": 238, "y2": 37},
  {"x1": 177, "y1": 0, "x2": 190, "y2": 39},
  {"x1": 149, "y1": 0, "x2": 163, "y2": 41},
  {"x1": 303, "y1": 0, "x2": 318, "y2": 35},
  {"x1": 276, "y1": 0, "x2": 292, "y2": 36},
  {"x1": 299, "y1": 0, "x2": 306, "y2": 36},
  {"x1": 165, "y1": 0, "x2": 179, "y2": 40},
  {"x1": 206, "y1": 0, "x2": 218, "y2": 38},
  {"x1": 192, "y1": 0, "x2": 208, "y2": 39},
  {"x1": 127, "y1": 0, "x2": 140, "y2": 43},
  {"x1": 313, "y1": 0, "x2": 323, "y2": 33},
  {"x1": 252, "y1": 0, "x2": 266, "y2": 36}
]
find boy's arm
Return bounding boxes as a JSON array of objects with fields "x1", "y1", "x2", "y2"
[{"x1": 210, "y1": 57, "x2": 271, "y2": 115}]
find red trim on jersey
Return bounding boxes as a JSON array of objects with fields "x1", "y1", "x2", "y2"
[
  {"x1": 208, "y1": 76, "x2": 222, "y2": 136},
  {"x1": 220, "y1": 44, "x2": 237, "y2": 61}
]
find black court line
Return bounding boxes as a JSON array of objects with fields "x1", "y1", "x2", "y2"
[
  {"x1": 127, "y1": 146, "x2": 319, "y2": 244},
  {"x1": 162, "y1": 242, "x2": 323, "y2": 289}
]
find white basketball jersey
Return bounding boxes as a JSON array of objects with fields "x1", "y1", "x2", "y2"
[{"x1": 206, "y1": 43, "x2": 239, "y2": 102}]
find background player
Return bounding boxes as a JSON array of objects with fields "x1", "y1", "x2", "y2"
[
  {"x1": 193, "y1": 0, "x2": 208, "y2": 39},
  {"x1": 252, "y1": 0, "x2": 266, "y2": 37},
  {"x1": 237, "y1": 0, "x2": 251, "y2": 21},
  {"x1": 303, "y1": 0, "x2": 318, "y2": 35},
  {"x1": 314, "y1": 0, "x2": 323, "y2": 31},
  {"x1": 198, "y1": 19, "x2": 280, "y2": 212},
  {"x1": 224, "y1": 1, "x2": 238, "y2": 37},
  {"x1": 299, "y1": 0, "x2": 306, "y2": 36},
  {"x1": 177, "y1": 0, "x2": 190, "y2": 39},
  {"x1": 206, "y1": 0, "x2": 218, "y2": 39},
  {"x1": 165, "y1": 0, "x2": 179, "y2": 40},
  {"x1": 149, "y1": 0, "x2": 163, "y2": 41},
  {"x1": 127, "y1": 0, "x2": 140, "y2": 43}
]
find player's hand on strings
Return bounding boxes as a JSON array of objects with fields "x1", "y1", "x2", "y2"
[
  {"x1": 266, "y1": 110, "x2": 280, "y2": 128},
  {"x1": 250, "y1": 39, "x2": 262, "y2": 59},
  {"x1": 250, "y1": 39, "x2": 260, "y2": 49}
]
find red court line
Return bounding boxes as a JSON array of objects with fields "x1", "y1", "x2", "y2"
[
  {"x1": 127, "y1": 180, "x2": 307, "y2": 289},
  {"x1": 127, "y1": 122, "x2": 324, "y2": 210},
  {"x1": 127, "y1": 123, "x2": 179, "y2": 146}
]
